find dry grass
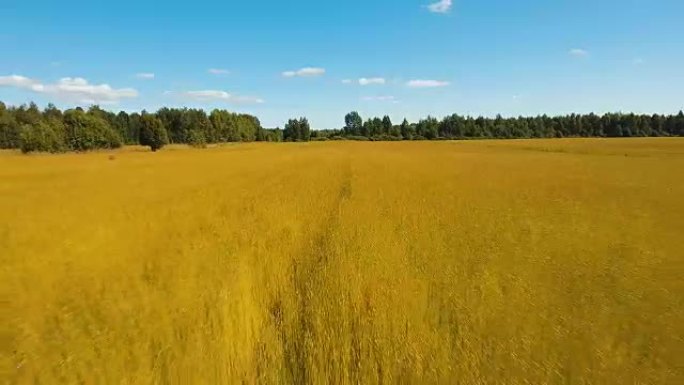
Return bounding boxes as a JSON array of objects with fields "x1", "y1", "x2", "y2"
[{"x1": 1, "y1": 139, "x2": 683, "y2": 384}]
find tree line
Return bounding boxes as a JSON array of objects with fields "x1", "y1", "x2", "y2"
[
  {"x1": 0, "y1": 101, "x2": 281, "y2": 153},
  {"x1": 309, "y1": 111, "x2": 684, "y2": 141},
  {"x1": 1, "y1": 101, "x2": 682, "y2": 153}
]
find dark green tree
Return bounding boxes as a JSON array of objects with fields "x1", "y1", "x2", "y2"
[
  {"x1": 299, "y1": 117, "x2": 311, "y2": 141},
  {"x1": 283, "y1": 118, "x2": 299, "y2": 141},
  {"x1": 139, "y1": 113, "x2": 169, "y2": 151},
  {"x1": 63, "y1": 108, "x2": 122, "y2": 151},
  {"x1": 284, "y1": 117, "x2": 310, "y2": 141},
  {"x1": 382, "y1": 116, "x2": 393, "y2": 135},
  {"x1": 416, "y1": 116, "x2": 439, "y2": 139},
  {"x1": 0, "y1": 102, "x2": 22, "y2": 149},
  {"x1": 344, "y1": 111, "x2": 363, "y2": 136},
  {"x1": 400, "y1": 118, "x2": 412, "y2": 140}
]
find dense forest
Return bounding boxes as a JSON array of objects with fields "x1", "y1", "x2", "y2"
[
  {"x1": 317, "y1": 110, "x2": 684, "y2": 141},
  {"x1": 0, "y1": 101, "x2": 682, "y2": 153},
  {"x1": 0, "y1": 101, "x2": 277, "y2": 153}
]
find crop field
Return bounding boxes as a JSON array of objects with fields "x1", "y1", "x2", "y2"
[{"x1": 1, "y1": 138, "x2": 683, "y2": 384}]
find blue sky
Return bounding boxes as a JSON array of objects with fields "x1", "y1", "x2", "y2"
[{"x1": 1, "y1": 0, "x2": 682, "y2": 129}]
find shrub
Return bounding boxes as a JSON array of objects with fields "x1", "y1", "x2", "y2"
[
  {"x1": 370, "y1": 134, "x2": 402, "y2": 142},
  {"x1": 187, "y1": 130, "x2": 207, "y2": 148}
]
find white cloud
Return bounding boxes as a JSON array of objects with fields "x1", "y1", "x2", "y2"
[
  {"x1": 282, "y1": 67, "x2": 326, "y2": 77},
  {"x1": 0, "y1": 75, "x2": 41, "y2": 90},
  {"x1": 406, "y1": 79, "x2": 450, "y2": 88},
  {"x1": 135, "y1": 72, "x2": 155, "y2": 79},
  {"x1": 361, "y1": 95, "x2": 397, "y2": 102},
  {"x1": 428, "y1": 0, "x2": 452, "y2": 13},
  {"x1": 48, "y1": 77, "x2": 138, "y2": 104},
  {"x1": 358, "y1": 77, "x2": 386, "y2": 86},
  {"x1": 177, "y1": 90, "x2": 264, "y2": 104},
  {"x1": 208, "y1": 68, "x2": 230, "y2": 75},
  {"x1": 0, "y1": 74, "x2": 138, "y2": 104},
  {"x1": 341, "y1": 79, "x2": 353, "y2": 84},
  {"x1": 569, "y1": 48, "x2": 589, "y2": 57}
]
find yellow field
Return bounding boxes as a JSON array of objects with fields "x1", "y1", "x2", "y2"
[{"x1": 1, "y1": 139, "x2": 683, "y2": 384}]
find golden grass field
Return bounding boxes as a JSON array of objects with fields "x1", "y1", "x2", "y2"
[{"x1": 1, "y1": 139, "x2": 683, "y2": 384}]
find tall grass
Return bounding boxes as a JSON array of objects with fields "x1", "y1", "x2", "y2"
[{"x1": 2, "y1": 139, "x2": 682, "y2": 384}]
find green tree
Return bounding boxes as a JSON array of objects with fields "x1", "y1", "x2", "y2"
[
  {"x1": 139, "y1": 113, "x2": 169, "y2": 151},
  {"x1": 187, "y1": 129, "x2": 207, "y2": 148},
  {"x1": 20, "y1": 121, "x2": 66, "y2": 153},
  {"x1": 344, "y1": 111, "x2": 363, "y2": 136},
  {"x1": 43, "y1": 103, "x2": 63, "y2": 121},
  {"x1": 209, "y1": 109, "x2": 238, "y2": 142},
  {"x1": 371, "y1": 117, "x2": 383, "y2": 137},
  {"x1": 283, "y1": 118, "x2": 299, "y2": 141},
  {"x1": 113, "y1": 111, "x2": 133, "y2": 144},
  {"x1": 14, "y1": 102, "x2": 42, "y2": 125},
  {"x1": 188, "y1": 109, "x2": 214, "y2": 142},
  {"x1": 284, "y1": 117, "x2": 310, "y2": 141},
  {"x1": 0, "y1": 102, "x2": 22, "y2": 149},
  {"x1": 266, "y1": 127, "x2": 283, "y2": 142},
  {"x1": 236, "y1": 114, "x2": 261, "y2": 141},
  {"x1": 389, "y1": 123, "x2": 401, "y2": 138},
  {"x1": 382, "y1": 115, "x2": 393, "y2": 136},
  {"x1": 63, "y1": 109, "x2": 122, "y2": 151},
  {"x1": 157, "y1": 107, "x2": 187, "y2": 143},
  {"x1": 400, "y1": 118, "x2": 412, "y2": 140},
  {"x1": 299, "y1": 117, "x2": 311, "y2": 141},
  {"x1": 416, "y1": 116, "x2": 439, "y2": 139}
]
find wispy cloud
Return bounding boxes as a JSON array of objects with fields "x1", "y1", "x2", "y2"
[
  {"x1": 358, "y1": 77, "x2": 386, "y2": 86},
  {"x1": 406, "y1": 79, "x2": 450, "y2": 88},
  {"x1": 342, "y1": 77, "x2": 387, "y2": 85},
  {"x1": 135, "y1": 72, "x2": 155, "y2": 80},
  {"x1": 427, "y1": 0, "x2": 452, "y2": 14},
  {"x1": 569, "y1": 48, "x2": 589, "y2": 57},
  {"x1": 173, "y1": 89, "x2": 264, "y2": 104},
  {"x1": 0, "y1": 74, "x2": 138, "y2": 104},
  {"x1": 361, "y1": 95, "x2": 398, "y2": 102},
  {"x1": 208, "y1": 68, "x2": 230, "y2": 75},
  {"x1": 282, "y1": 67, "x2": 326, "y2": 78},
  {"x1": 633, "y1": 58, "x2": 644, "y2": 65}
]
